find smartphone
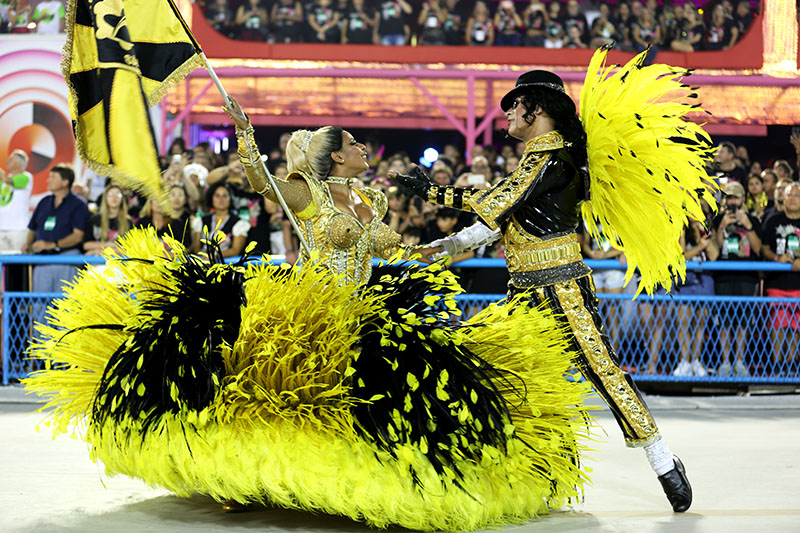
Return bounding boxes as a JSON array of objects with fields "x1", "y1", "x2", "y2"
[{"x1": 467, "y1": 173, "x2": 486, "y2": 185}]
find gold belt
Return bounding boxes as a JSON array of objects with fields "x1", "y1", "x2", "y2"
[{"x1": 505, "y1": 233, "x2": 583, "y2": 272}]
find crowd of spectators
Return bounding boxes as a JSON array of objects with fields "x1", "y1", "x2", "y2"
[
  {"x1": 199, "y1": 0, "x2": 758, "y2": 52},
  {"x1": 0, "y1": 0, "x2": 65, "y2": 34},
  {"x1": 598, "y1": 136, "x2": 800, "y2": 379},
  {"x1": 1, "y1": 123, "x2": 798, "y2": 378},
  {"x1": 0, "y1": 0, "x2": 761, "y2": 53}
]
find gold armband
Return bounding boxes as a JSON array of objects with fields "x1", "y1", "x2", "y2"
[
  {"x1": 235, "y1": 125, "x2": 271, "y2": 195},
  {"x1": 235, "y1": 125, "x2": 259, "y2": 166}
]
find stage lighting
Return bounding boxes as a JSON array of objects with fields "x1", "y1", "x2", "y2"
[{"x1": 423, "y1": 147, "x2": 439, "y2": 163}]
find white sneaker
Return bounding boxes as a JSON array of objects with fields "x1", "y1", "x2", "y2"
[
  {"x1": 691, "y1": 360, "x2": 707, "y2": 377},
  {"x1": 673, "y1": 360, "x2": 692, "y2": 377}
]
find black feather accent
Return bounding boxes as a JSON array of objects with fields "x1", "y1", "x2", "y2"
[
  {"x1": 351, "y1": 263, "x2": 518, "y2": 491},
  {"x1": 90, "y1": 239, "x2": 249, "y2": 435},
  {"x1": 598, "y1": 112, "x2": 606, "y2": 119}
]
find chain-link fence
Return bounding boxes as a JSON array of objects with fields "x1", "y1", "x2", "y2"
[
  {"x1": 455, "y1": 293, "x2": 800, "y2": 385},
  {"x1": 2, "y1": 256, "x2": 799, "y2": 385},
  {"x1": 2, "y1": 292, "x2": 58, "y2": 384}
]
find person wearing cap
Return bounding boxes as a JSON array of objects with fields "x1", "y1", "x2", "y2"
[
  {"x1": 393, "y1": 68, "x2": 695, "y2": 513},
  {"x1": 711, "y1": 180, "x2": 762, "y2": 377}
]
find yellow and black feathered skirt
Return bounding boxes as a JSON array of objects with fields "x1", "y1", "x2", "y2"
[{"x1": 24, "y1": 228, "x2": 593, "y2": 531}]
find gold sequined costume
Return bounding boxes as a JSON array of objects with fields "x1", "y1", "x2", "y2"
[
  {"x1": 424, "y1": 131, "x2": 659, "y2": 446},
  {"x1": 413, "y1": 48, "x2": 716, "y2": 450},
  {"x1": 236, "y1": 125, "x2": 415, "y2": 284}
]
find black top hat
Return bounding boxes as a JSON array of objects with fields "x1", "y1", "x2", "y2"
[{"x1": 500, "y1": 70, "x2": 575, "y2": 113}]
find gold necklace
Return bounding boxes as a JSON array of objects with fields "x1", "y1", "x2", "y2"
[{"x1": 326, "y1": 176, "x2": 355, "y2": 187}]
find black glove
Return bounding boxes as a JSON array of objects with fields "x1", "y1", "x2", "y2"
[{"x1": 396, "y1": 166, "x2": 433, "y2": 198}]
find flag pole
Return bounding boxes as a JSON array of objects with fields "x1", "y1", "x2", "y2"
[{"x1": 166, "y1": 0, "x2": 311, "y2": 259}]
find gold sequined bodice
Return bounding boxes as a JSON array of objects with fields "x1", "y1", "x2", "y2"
[{"x1": 289, "y1": 171, "x2": 403, "y2": 285}]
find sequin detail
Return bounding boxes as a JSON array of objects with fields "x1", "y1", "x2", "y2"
[
  {"x1": 505, "y1": 233, "x2": 583, "y2": 273},
  {"x1": 236, "y1": 129, "x2": 312, "y2": 212},
  {"x1": 466, "y1": 132, "x2": 562, "y2": 230},
  {"x1": 509, "y1": 262, "x2": 592, "y2": 289},
  {"x1": 553, "y1": 279, "x2": 659, "y2": 444}
]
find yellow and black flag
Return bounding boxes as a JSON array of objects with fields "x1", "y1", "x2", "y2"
[{"x1": 63, "y1": 0, "x2": 203, "y2": 210}]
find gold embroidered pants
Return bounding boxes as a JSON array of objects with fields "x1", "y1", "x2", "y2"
[{"x1": 511, "y1": 274, "x2": 660, "y2": 447}]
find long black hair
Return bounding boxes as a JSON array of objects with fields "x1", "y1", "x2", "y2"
[{"x1": 519, "y1": 88, "x2": 587, "y2": 167}]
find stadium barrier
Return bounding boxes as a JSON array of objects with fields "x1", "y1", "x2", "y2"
[{"x1": 1, "y1": 255, "x2": 797, "y2": 385}]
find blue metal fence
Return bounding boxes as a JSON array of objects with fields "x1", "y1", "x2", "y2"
[{"x1": 2, "y1": 254, "x2": 798, "y2": 385}]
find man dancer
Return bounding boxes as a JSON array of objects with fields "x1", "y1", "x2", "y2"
[{"x1": 393, "y1": 69, "x2": 693, "y2": 512}]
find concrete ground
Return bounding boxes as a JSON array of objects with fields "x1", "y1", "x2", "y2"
[{"x1": 1, "y1": 386, "x2": 798, "y2": 533}]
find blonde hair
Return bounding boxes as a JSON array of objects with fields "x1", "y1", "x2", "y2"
[
  {"x1": 139, "y1": 198, "x2": 171, "y2": 223},
  {"x1": 285, "y1": 126, "x2": 343, "y2": 181},
  {"x1": 100, "y1": 185, "x2": 129, "y2": 240}
]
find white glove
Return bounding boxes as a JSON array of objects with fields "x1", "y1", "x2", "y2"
[{"x1": 430, "y1": 222, "x2": 501, "y2": 259}]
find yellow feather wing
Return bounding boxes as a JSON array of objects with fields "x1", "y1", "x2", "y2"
[{"x1": 580, "y1": 47, "x2": 718, "y2": 296}]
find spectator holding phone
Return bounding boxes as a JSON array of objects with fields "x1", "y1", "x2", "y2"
[
  {"x1": 341, "y1": 0, "x2": 376, "y2": 44},
  {"x1": 418, "y1": 0, "x2": 446, "y2": 45},
  {"x1": 711, "y1": 181, "x2": 762, "y2": 377},
  {"x1": 760, "y1": 182, "x2": 800, "y2": 375},
  {"x1": 454, "y1": 155, "x2": 491, "y2": 189},
  {"x1": 589, "y1": 2, "x2": 617, "y2": 48},
  {"x1": 523, "y1": 0, "x2": 549, "y2": 47},
  {"x1": 493, "y1": 0, "x2": 523, "y2": 46}
]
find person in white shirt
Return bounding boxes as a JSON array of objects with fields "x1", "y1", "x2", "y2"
[
  {"x1": 33, "y1": 0, "x2": 65, "y2": 34},
  {"x1": 0, "y1": 149, "x2": 34, "y2": 251}
]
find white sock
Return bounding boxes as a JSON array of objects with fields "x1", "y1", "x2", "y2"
[{"x1": 644, "y1": 437, "x2": 675, "y2": 476}]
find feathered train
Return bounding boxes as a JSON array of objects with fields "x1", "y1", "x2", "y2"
[{"x1": 24, "y1": 228, "x2": 593, "y2": 531}]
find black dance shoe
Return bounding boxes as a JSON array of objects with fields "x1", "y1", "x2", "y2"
[{"x1": 657, "y1": 456, "x2": 692, "y2": 512}]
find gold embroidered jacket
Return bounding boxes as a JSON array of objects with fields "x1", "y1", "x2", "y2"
[{"x1": 427, "y1": 131, "x2": 591, "y2": 287}]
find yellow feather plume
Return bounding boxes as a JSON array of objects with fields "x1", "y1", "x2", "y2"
[{"x1": 580, "y1": 47, "x2": 718, "y2": 296}]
